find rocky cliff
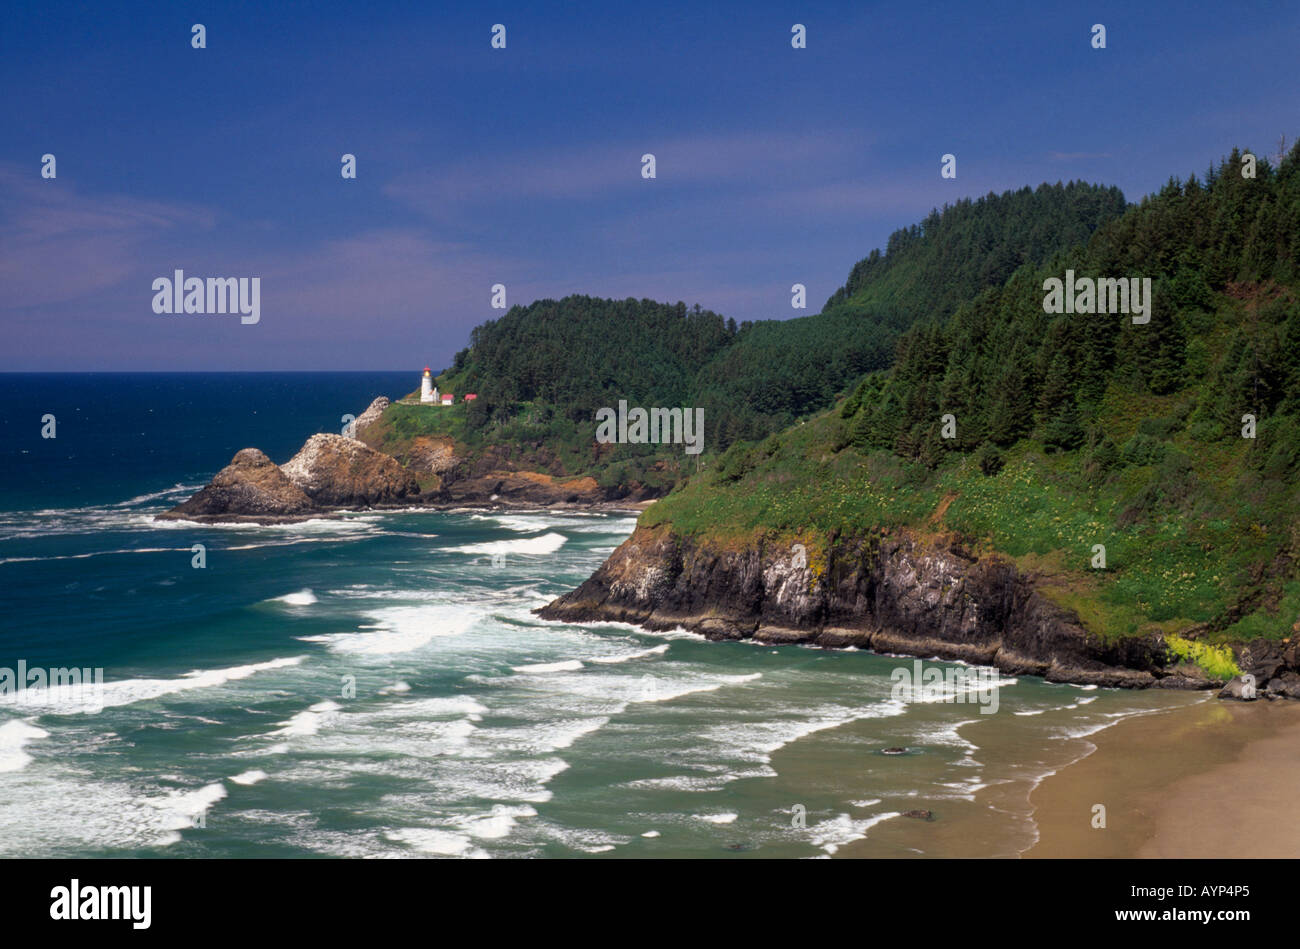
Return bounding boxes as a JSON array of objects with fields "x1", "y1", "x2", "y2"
[
  {"x1": 280, "y1": 433, "x2": 420, "y2": 506},
  {"x1": 538, "y1": 524, "x2": 1300, "y2": 693}
]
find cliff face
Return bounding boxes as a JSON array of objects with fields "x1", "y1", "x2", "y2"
[
  {"x1": 159, "y1": 448, "x2": 317, "y2": 522},
  {"x1": 538, "y1": 524, "x2": 1248, "y2": 689},
  {"x1": 280, "y1": 433, "x2": 420, "y2": 507}
]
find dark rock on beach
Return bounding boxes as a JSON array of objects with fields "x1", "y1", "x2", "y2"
[
  {"x1": 1265, "y1": 671, "x2": 1300, "y2": 699},
  {"x1": 1218, "y1": 675, "x2": 1261, "y2": 701}
]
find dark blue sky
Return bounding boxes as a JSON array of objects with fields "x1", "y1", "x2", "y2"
[{"x1": 2, "y1": 0, "x2": 1297, "y2": 371}]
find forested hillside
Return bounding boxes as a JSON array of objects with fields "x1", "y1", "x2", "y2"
[
  {"x1": 646, "y1": 143, "x2": 1300, "y2": 650},
  {"x1": 414, "y1": 182, "x2": 1128, "y2": 486},
  {"x1": 697, "y1": 182, "x2": 1127, "y2": 444}
]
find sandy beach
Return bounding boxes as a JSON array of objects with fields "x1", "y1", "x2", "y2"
[{"x1": 1026, "y1": 695, "x2": 1300, "y2": 858}]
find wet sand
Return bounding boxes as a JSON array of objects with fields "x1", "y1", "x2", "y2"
[{"x1": 1026, "y1": 696, "x2": 1300, "y2": 858}]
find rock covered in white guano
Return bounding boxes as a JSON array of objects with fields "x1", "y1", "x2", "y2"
[
  {"x1": 280, "y1": 433, "x2": 419, "y2": 507},
  {"x1": 353, "y1": 396, "x2": 389, "y2": 436}
]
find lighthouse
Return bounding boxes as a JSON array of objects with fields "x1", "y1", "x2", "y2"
[{"x1": 420, "y1": 367, "x2": 439, "y2": 404}]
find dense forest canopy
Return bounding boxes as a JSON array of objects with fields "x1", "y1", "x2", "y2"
[
  {"x1": 438, "y1": 180, "x2": 1130, "y2": 460},
  {"x1": 846, "y1": 145, "x2": 1300, "y2": 466}
]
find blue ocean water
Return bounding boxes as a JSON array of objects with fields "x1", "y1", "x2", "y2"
[{"x1": 0, "y1": 374, "x2": 1198, "y2": 858}]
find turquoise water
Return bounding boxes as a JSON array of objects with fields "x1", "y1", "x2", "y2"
[{"x1": 0, "y1": 374, "x2": 1199, "y2": 858}]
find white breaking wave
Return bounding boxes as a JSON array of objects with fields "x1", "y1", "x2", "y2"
[
  {"x1": 513, "y1": 659, "x2": 584, "y2": 674},
  {"x1": 641, "y1": 672, "x2": 762, "y2": 703},
  {"x1": 142, "y1": 782, "x2": 229, "y2": 837},
  {"x1": 588, "y1": 644, "x2": 670, "y2": 664},
  {"x1": 444, "y1": 533, "x2": 567, "y2": 556},
  {"x1": 384, "y1": 828, "x2": 489, "y2": 858},
  {"x1": 647, "y1": 696, "x2": 910, "y2": 792},
  {"x1": 229, "y1": 770, "x2": 269, "y2": 786},
  {"x1": 113, "y1": 484, "x2": 205, "y2": 507},
  {"x1": 0, "y1": 720, "x2": 50, "y2": 772},
  {"x1": 269, "y1": 589, "x2": 317, "y2": 606},
  {"x1": 0, "y1": 546, "x2": 191, "y2": 566},
  {"x1": 298, "y1": 603, "x2": 483, "y2": 655},
  {"x1": 809, "y1": 811, "x2": 902, "y2": 855},
  {"x1": 470, "y1": 512, "x2": 629, "y2": 532},
  {"x1": 454, "y1": 803, "x2": 538, "y2": 840},
  {"x1": 150, "y1": 515, "x2": 382, "y2": 535},
  {"x1": 271, "y1": 700, "x2": 342, "y2": 737},
  {"x1": 4, "y1": 656, "x2": 306, "y2": 714}
]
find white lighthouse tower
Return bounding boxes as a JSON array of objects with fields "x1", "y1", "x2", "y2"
[{"x1": 420, "y1": 367, "x2": 439, "y2": 404}]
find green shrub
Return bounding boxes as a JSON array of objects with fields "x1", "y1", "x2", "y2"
[
  {"x1": 1121, "y1": 432, "x2": 1167, "y2": 466},
  {"x1": 1165, "y1": 634, "x2": 1241, "y2": 681},
  {"x1": 975, "y1": 442, "x2": 1004, "y2": 476}
]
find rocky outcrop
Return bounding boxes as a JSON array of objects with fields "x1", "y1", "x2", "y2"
[
  {"x1": 164, "y1": 431, "x2": 421, "y2": 522},
  {"x1": 436, "y1": 470, "x2": 608, "y2": 506},
  {"x1": 353, "y1": 396, "x2": 389, "y2": 437},
  {"x1": 1218, "y1": 675, "x2": 1260, "y2": 701},
  {"x1": 159, "y1": 448, "x2": 316, "y2": 522},
  {"x1": 1266, "y1": 671, "x2": 1300, "y2": 699},
  {"x1": 280, "y1": 433, "x2": 419, "y2": 507},
  {"x1": 537, "y1": 524, "x2": 1291, "y2": 690},
  {"x1": 427, "y1": 441, "x2": 667, "y2": 507}
]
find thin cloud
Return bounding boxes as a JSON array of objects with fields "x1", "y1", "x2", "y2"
[
  {"x1": 1047, "y1": 151, "x2": 1115, "y2": 161},
  {"x1": 0, "y1": 165, "x2": 215, "y2": 309},
  {"x1": 384, "y1": 131, "x2": 864, "y2": 217}
]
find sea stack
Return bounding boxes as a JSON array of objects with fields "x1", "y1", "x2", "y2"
[{"x1": 159, "y1": 448, "x2": 317, "y2": 522}]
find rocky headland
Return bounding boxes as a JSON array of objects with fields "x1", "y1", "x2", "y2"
[
  {"x1": 537, "y1": 523, "x2": 1300, "y2": 696},
  {"x1": 161, "y1": 396, "x2": 656, "y2": 523},
  {"x1": 161, "y1": 396, "x2": 1296, "y2": 696}
]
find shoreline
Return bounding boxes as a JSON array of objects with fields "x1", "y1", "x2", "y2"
[
  {"x1": 1025, "y1": 695, "x2": 1300, "y2": 858},
  {"x1": 156, "y1": 498, "x2": 657, "y2": 525}
]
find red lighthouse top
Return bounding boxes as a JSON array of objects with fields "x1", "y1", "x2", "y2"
[{"x1": 423, "y1": 367, "x2": 430, "y2": 373}]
